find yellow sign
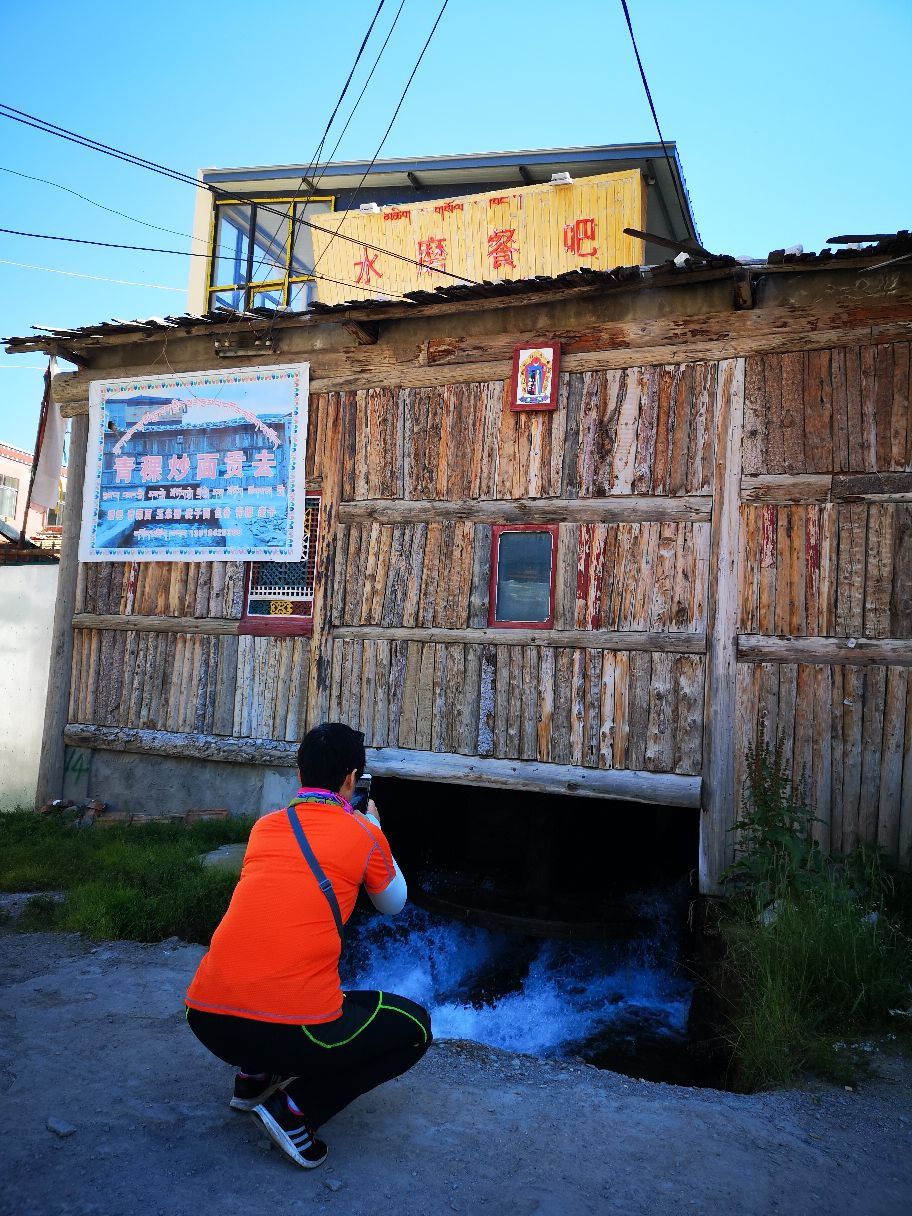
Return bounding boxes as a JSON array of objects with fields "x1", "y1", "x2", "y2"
[{"x1": 308, "y1": 170, "x2": 646, "y2": 305}]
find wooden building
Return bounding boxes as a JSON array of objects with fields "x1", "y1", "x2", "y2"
[{"x1": 8, "y1": 235, "x2": 912, "y2": 893}]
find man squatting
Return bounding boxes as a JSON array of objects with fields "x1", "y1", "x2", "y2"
[{"x1": 185, "y1": 721, "x2": 432, "y2": 1168}]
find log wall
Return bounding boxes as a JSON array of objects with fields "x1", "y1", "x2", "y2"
[
  {"x1": 50, "y1": 274, "x2": 912, "y2": 889},
  {"x1": 736, "y1": 340, "x2": 912, "y2": 870}
]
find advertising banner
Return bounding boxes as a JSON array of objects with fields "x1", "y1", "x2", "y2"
[{"x1": 79, "y1": 363, "x2": 308, "y2": 563}]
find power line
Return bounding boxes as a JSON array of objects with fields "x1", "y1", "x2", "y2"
[
  {"x1": 619, "y1": 0, "x2": 692, "y2": 238},
  {"x1": 0, "y1": 164, "x2": 211, "y2": 246},
  {"x1": 0, "y1": 227, "x2": 411, "y2": 301},
  {"x1": 0, "y1": 256, "x2": 184, "y2": 292},
  {"x1": 249, "y1": 0, "x2": 388, "y2": 280},
  {"x1": 0, "y1": 98, "x2": 482, "y2": 285},
  {"x1": 311, "y1": 0, "x2": 451, "y2": 278}
]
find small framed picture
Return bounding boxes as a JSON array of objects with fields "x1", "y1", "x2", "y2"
[{"x1": 510, "y1": 342, "x2": 561, "y2": 411}]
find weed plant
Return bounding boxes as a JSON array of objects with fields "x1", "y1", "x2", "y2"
[
  {"x1": 718, "y1": 741, "x2": 912, "y2": 1091},
  {"x1": 0, "y1": 809, "x2": 252, "y2": 944}
]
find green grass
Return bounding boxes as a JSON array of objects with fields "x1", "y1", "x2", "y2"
[
  {"x1": 0, "y1": 809, "x2": 253, "y2": 944},
  {"x1": 717, "y1": 867, "x2": 912, "y2": 1092}
]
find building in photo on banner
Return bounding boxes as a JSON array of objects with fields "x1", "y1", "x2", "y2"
[{"x1": 6, "y1": 137, "x2": 912, "y2": 896}]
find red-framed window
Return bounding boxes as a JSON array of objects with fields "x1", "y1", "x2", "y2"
[
  {"x1": 488, "y1": 524, "x2": 559, "y2": 628},
  {"x1": 239, "y1": 494, "x2": 321, "y2": 636}
]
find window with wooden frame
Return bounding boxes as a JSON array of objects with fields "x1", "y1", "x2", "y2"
[
  {"x1": 208, "y1": 195, "x2": 334, "y2": 313},
  {"x1": 239, "y1": 494, "x2": 321, "y2": 636},
  {"x1": 488, "y1": 525, "x2": 559, "y2": 628}
]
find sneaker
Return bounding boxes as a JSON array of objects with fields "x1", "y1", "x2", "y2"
[
  {"x1": 252, "y1": 1091, "x2": 328, "y2": 1169},
  {"x1": 229, "y1": 1072, "x2": 291, "y2": 1112}
]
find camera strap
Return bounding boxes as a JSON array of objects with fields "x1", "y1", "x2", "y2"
[{"x1": 284, "y1": 804, "x2": 345, "y2": 947}]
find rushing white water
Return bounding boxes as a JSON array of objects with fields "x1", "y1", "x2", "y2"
[{"x1": 340, "y1": 899, "x2": 692, "y2": 1062}]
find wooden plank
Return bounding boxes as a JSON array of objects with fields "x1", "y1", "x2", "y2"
[
  {"x1": 829, "y1": 665, "x2": 845, "y2": 853},
  {"x1": 332, "y1": 624, "x2": 706, "y2": 653},
  {"x1": 520, "y1": 646, "x2": 539, "y2": 761},
  {"x1": 742, "y1": 357, "x2": 766, "y2": 477},
  {"x1": 835, "y1": 504, "x2": 867, "y2": 637},
  {"x1": 373, "y1": 640, "x2": 391, "y2": 748},
  {"x1": 831, "y1": 472, "x2": 912, "y2": 501},
  {"x1": 401, "y1": 522, "x2": 428, "y2": 628},
  {"x1": 840, "y1": 666, "x2": 865, "y2": 851},
  {"x1": 213, "y1": 634, "x2": 239, "y2": 737},
  {"x1": 863, "y1": 505, "x2": 894, "y2": 638},
  {"x1": 674, "y1": 654, "x2": 704, "y2": 775},
  {"x1": 414, "y1": 643, "x2": 436, "y2": 751},
  {"x1": 397, "y1": 642, "x2": 422, "y2": 750},
  {"x1": 645, "y1": 651, "x2": 674, "y2": 772},
  {"x1": 505, "y1": 647, "x2": 524, "y2": 758},
  {"x1": 387, "y1": 640, "x2": 408, "y2": 749},
  {"x1": 740, "y1": 474, "x2": 833, "y2": 503},
  {"x1": 859, "y1": 666, "x2": 886, "y2": 847},
  {"x1": 700, "y1": 357, "x2": 745, "y2": 893},
  {"x1": 891, "y1": 505, "x2": 912, "y2": 639},
  {"x1": 337, "y1": 495, "x2": 713, "y2": 524},
  {"x1": 877, "y1": 666, "x2": 907, "y2": 863},
  {"x1": 477, "y1": 644, "x2": 496, "y2": 757},
  {"x1": 627, "y1": 650, "x2": 651, "y2": 770},
  {"x1": 898, "y1": 672, "x2": 912, "y2": 870},
  {"x1": 70, "y1": 613, "x2": 240, "y2": 635},
  {"x1": 63, "y1": 722, "x2": 704, "y2": 806},
  {"x1": 737, "y1": 636, "x2": 912, "y2": 666},
  {"x1": 803, "y1": 348, "x2": 833, "y2": 472}
]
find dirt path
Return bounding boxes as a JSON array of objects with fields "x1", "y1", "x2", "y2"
[{"x1": 1, "y1": 930, "x2": 910, "y2": 1216}]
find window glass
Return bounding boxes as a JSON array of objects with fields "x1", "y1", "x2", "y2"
[
  {"x1": 250, "y1": 284, "x2": 284, "y2": 310},
  {"x1": 249, "y1": 203, "x2": 290, "y2": 283},
  {"x1": 210, "y1": 204, "x2": 251, "y2": 288},
  {"x1": 0, "y1": 473, "x2": 20, "y2": 522},
  {"x1": 209, "y1": 287, "x2": 244, "y2": 312},
  {"x1": 291, "y1": 200, "x2": 332, "y2": 277},
  {"x1": 287, "y1": 280, "x2": 316, "y2": 310},
  {"x1": 494, "y1": 530, "x2": 553, "y2": 623},
  {"x1": 245, "y1": 496, "x2": 320, "y2": 619}
]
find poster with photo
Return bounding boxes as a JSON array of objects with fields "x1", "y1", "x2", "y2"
[
  {"x1": 509, "y1": 343, "x2": 560, "y2": 411},
  {"x1": 79, "y1": 363, "x2": 308, "y2": 562}
]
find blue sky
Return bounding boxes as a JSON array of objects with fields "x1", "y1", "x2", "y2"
[{"x1": 1, "y1": 0, "x2": 910, "y2": 452}]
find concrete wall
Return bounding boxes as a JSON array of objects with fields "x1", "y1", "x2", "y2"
[
  {"x1": 62, "y1": 745, "x2": 297, "y2": 818},
  {"x1": 0, "y1": 563, "x2": 58, "y2": 807}
]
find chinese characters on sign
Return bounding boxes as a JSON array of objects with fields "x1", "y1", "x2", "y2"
[
  {"x1": 79, "y1": 364, "x2": 309, "y2": 562},
  {"x1": 307, "y1": 170, "x2": 646, "y2": 305}
]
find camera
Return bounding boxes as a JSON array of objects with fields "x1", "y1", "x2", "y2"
[{"x1": 350, "y1": 772, "x2": 372, "y2": 814}]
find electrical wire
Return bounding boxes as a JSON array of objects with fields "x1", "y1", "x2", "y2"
[
  {"x1": 0, "y1": 256, "x2": 184, "y2": 292},
  {"x1": 0, "y1": 93, "x2": 481, "y2": 285},
  {"x1": 0, "y1": 164, "x2": 211, "y2": 246},
  {"x1": 310, "y1": 0, "x2": 451, "y2": 279},
  {"x1": 0, "y1": 227, "x2": 410, "y2": 301},
  {"x1": 619, "y1": 0, "x2": 693, "y2": 238},
  {"x1": 248, "y1": 0, "x2": 388, "y2": 280}
]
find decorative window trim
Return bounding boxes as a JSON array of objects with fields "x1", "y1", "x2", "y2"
[
  {"x1": 488, "y1": 524, "x2": 559, "y2": 629},
  {"x1": 239, "y1": 493, "x2": 321, "y2": 637}
]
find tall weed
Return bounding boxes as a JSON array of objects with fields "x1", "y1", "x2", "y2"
[{"x1": 718, "y1": 738, "x2": 912, "y2": 1090}]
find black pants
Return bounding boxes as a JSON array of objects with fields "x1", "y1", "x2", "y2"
[{"x1": 187, "y1": 991, "x2": 432, "y2": 1129}]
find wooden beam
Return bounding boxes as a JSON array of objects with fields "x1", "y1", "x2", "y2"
[
  {"x1": 831, "y1": 472, "x2": 912, "y2": 502},
  {"x1": 700, "y1": 357, "x2": 745, "y2": 894},
  {"x1": 72, "y1": 613, "x2": 240, "y2": 636},
  {"x1": 741, "y1": 473, "x2": 912, "y2": 504},
  {"x1": 61, "y1": 724, "x2": 702, "y2": 807},
  {"x1": 337, "y1": 496, "x2": 713, "y2": 525},
  {"x1": 738, "y1": 635, "x2": 912, "y2": 666},
  {"x1": 36, "y1": 413, "x2": 88, "y2": 807},
  {"x1": 344, "y1": 321, "x2": 380, "y2": 346},
  {"x1": 740, "y1": 475, "x2": 833, "y2": 504},
  {"x1": 334, "y1": 625, "x2": 706, "y2": 653}
]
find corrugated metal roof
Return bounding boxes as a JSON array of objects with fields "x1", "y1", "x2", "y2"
[{"x1": 5, "y1": 233, "x2": 910, "y2": 353}]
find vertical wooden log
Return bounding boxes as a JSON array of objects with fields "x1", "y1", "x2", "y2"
[
  {"x1": 477, "y1": 645, "x2": 496, "y2": 758},
  {"x1": 877, "y1": 666, "x2": 907, "y2": 863},
  {"x1": 700, "y1": 357, "x2": 745, "y2": 893},
  {"x1": 36, "y1": 414, "x2": 87, "y2": 806},
  {"x1": 859, "y1": 666, "x2": 886, "y2": 848}
]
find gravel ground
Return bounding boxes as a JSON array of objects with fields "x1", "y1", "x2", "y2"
[{"x1": 1, "y1": 929, "x2": 910, "y2": 1216}]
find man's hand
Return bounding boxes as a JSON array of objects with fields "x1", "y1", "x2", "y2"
[{"x1": 353, "y1": 799, "x2": 380, "y2": 826}]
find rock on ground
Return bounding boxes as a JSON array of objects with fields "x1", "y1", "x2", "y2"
[{"x1": 0, "y1": 930, "x2": 910, "y2": 1216}]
